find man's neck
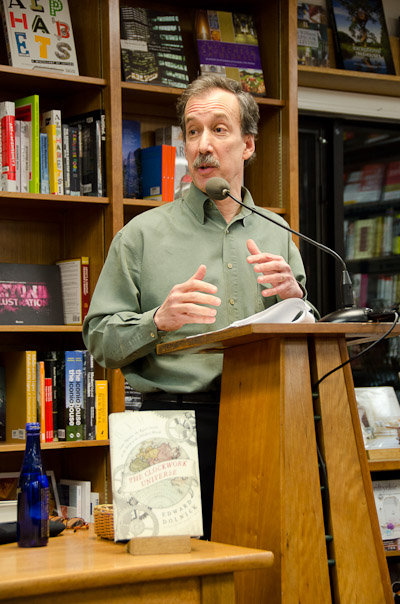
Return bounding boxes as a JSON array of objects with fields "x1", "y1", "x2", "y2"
[{"x1": 215, "y1": 196, "x2": 241, "y2": 224}]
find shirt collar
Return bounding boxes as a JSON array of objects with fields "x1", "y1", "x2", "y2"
[{"x1": 184, "y1": 183, "x2": 256, "y2": 225}]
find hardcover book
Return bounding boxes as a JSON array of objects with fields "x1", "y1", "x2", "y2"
[
  {"x1": 122, "y1": 119, "x2": 141, "y2": 199},
  {"x1": 155, "y1": 125, "x2": 191, "y2": 199},
  {"x1": 0, "y1": 0, "x2": 79, "y2": 75},
  {"x1": 120, "y1": 7, "x2": 189, "y2": 89},
  {"x1": 109, "y1": 410, "x2": 203, "y2": 540},
  {"x1": 95, "y1": 380, "x2": 108, "y2": 440},
  {"x1": 15, "y1": 94, "x2": 40, "y2": 194},
  {"x1": 56, "y1": 257, "x2": 90, "y2": 325},
  {"x1": 140, "y1": 144, "x2": 175, "y2": 202},
  {"x1": 383, "y1": 161, "x2": 400, "y2": 202},
  {"x1": 297, "y1": 3, "x2": 330, "y2": 67},
  {"x1": 40, "y1": 109, "x2": 63, "y2": 195},
  {"x1": 327, "y1": 0, "x2": 395, "y2": 74},
  {"x1": 0, "y1": 263, "x2": 64, "y2": 325},
  {"x1": 0, "y1": 100, "x2": 16, "y2": 192},
  {"x1": 194, "y1": 10, "x2": 266, "y2": 96},
  {"x1": 1, "y1": 350, "x2": 37, "y2": 441}
]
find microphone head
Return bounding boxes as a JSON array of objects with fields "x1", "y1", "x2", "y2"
[{"x1": 205, "y1": 177, "x2": 230, "y2": 200}]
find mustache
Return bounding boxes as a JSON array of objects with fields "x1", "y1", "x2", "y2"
[{"x1": 193, "y1": 153, "x2": 220, "y2": 169}]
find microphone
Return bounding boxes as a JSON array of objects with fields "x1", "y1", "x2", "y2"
[{"x1": 205, "y1": 176, "x2": 380, "y2": 323}]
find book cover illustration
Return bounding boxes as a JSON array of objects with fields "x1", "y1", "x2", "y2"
[
  {"x1": 0, "y1": 263, "x2": 64, "y2": 325},
  {"x1": 327, "y1": 0, "x2": 395, "y2": 74},
  {"x1": 373, "y1": 480, "x2": 400, "y2": 540},
  {"x1": 297, "y1": 3, "x2": 330, "y2": 67},
  {"x1": 120, "y1": 7, "x2": 189, "y2": 89},
  {"x1": 195, "y1": 10, "x2": 266, "y2": 96},
  {"x1": 109, "y1": 410, "x2": 203, "y2": 540},
  {"x1": 0, "y1": 0, "x2": 79, "y2": 74},
  {"x1": 122, "y1": 119, "x2": 141, "y2": 198}
]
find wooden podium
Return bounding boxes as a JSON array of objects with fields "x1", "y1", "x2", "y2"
[{"x1": 158, "y1": 323, "x2": 399, "y2": 604}]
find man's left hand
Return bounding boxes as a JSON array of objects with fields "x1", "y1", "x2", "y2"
[{"x1": 246, "y1": 239, "x2": 303, "y2": 299}]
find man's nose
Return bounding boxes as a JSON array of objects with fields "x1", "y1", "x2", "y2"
[{"x1": 198, "y1": 130, "x2": 212, "y2": 154}]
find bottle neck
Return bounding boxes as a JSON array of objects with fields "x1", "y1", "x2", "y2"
[{"x1": 23, "y1": 431, "x2": 43, "y2": 469}]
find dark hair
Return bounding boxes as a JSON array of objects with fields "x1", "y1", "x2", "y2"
[{"x1": 176, "y1": 74, "x2": 260, "y2": 142}]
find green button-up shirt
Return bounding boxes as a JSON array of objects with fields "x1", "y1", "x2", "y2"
[{"x1": 83, "y1": 184, "x2": 314, "y2": 393}]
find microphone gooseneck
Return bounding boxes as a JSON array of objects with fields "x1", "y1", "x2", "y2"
[{"x1": 205, "y1": 177, "x2": 380, "y2": 323}]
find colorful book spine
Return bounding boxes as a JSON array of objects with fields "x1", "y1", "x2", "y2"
[
  {"x1": 36, "y1": 360, "x2": 46, "y2": 443},
  {"x1": 20, "y1": 120, "x2": 29, "y2": 193},
  {"x1": 15, "y1": 94, "x2": 40, "y2": 194},
  {"x1": 39, "y1": 131, "x2": 49, "y2": 194},
  {"x1": 69, "y1": 124, "x2": 81, "y2": 195},
  {"x1": 14, "y1": 119, "x2": 20, "y2": 192},
  {"x1": 84, "y1": 350, "x2": 95, "y2": 440},
  {"x1": 65, "y1": 350, "x2": 76, "y2": 441},
  {"x1": 44, "y1": 376, "x2": 53, "y2": 442},
  {"x1": 0, "y1": 100, "x2": 16, "y2": 192},
  {"x1": 74, "y1": 350, "x2": 84, "y2": 441},
  {"x1": 95, "y1": 380, "x2": 108, "y2": 440},
  {"x1": 40, "y1": 109, "x2": 63, "y2": 195},
  {"x1": 62, "y1": 123, "x2": 70, "y2": 195}
]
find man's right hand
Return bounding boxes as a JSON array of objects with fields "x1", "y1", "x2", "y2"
[{"x1": 153, "y1": 265, "x2": 221, "y2": 332}]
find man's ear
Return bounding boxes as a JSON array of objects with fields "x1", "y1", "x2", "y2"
[{"x1": 243, "y1": 134, "x2": 255, "y2": 161}]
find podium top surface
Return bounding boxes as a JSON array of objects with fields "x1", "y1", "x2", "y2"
[{"x1": 157, "y1": 322, "x2": 400, "y2": 355}]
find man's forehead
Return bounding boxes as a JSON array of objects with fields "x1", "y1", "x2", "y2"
[{"x1": 185, "y1": 89, "x2": 240, "y2": 120}]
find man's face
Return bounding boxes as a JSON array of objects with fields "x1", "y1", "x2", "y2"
[{"x1": 184, "y1": 88, "x2": 255, "y2": 198}]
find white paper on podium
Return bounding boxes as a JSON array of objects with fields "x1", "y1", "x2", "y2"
[{"x1": 229, "y1": 298, "x2": 316, "y2": 327}]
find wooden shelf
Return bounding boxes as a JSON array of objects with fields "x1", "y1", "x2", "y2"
[
  {"x1": 298, "y1": 65, "x2": 400, "y2": 98},
  {"x1": 0, "y1": 440, "x2": 109, "y2": 453}
]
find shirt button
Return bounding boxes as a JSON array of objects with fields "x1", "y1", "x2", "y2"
[
  {"x1": 150, "y1": 332, "x2": 156, "y2": 338},
  {"x1": 229, "y1": 298, "x2": 235, "y2": 305},
  {"x1": 227, "y1": 263, "x2": 233, "y2": 269},
  {"x1": 225, "y1": 229, "x2": 229, "y2": 234}
]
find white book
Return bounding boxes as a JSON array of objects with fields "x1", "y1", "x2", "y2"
[
  {"x1": 20, "y1": 120, "x2": 30, "y2": 193},
  {"x1": 0, "y1": 100, "x2": 16, "y2": 192},
  {"x1": 373, "y1": 479, "x2": 400, "y2": 541},
  {"x1": 109, "y1": 410, "x2": 203, "y2": 541},
  {"x1": 14, "y1": 119, "x2": 20, "y2": 192},
  {"x1": 59, "y1": 479, "x2": 91, "y2": 521},
  {"x1": 58, "y1": 480, "x2": 82, "y2": 519},
  {"x1": 0, "y1": 0, "x2": 79, "y2": 75}
]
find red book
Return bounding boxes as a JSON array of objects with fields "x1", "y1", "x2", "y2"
[
  {"x1": 0, "y1": 101, "x2": 16, "y2": 192},
  {"x1": 44, "y1": 377, "x2": 54, "y2": 442}
]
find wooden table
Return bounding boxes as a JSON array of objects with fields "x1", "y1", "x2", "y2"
[{"x1": 0, "y1": 527, "x2": 274, "y2": 604}]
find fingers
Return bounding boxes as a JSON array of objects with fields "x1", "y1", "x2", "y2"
[{"x1": 247, "y1": 239, "x2": 303, "y2": 299}]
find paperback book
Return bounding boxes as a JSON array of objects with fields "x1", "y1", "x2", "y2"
[
  {"x1": 120, "y1": 7, "x2": 189, "y2": 89},
  {"x1": 297, "y1": 3, "x2": 330, "y2": 67},
  {"x1": 194, "y1": 10, "x2": 266, "y2": 96},
  {"x1": 0, "y1": 263, "x2": 64, "y2": 325},
  {"x1": 109, "y1": 410, "x2": 203, "y2": 540},
  {"x1": 0, "y1": 0, "x2": 79, "y2": 74},
  {"x1": 327, "y1": 0, "x2": 395, "y2": 74},
  {"x1": 122, "y1": 119, "x2": 141, "y2": 199},
  {"x1": 15, "y1": 94, "x2": 40, "y2": 194}
]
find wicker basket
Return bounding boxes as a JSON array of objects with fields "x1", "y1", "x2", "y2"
[{"x1": 93, "y1": 504, "x2": 114, "y2": 540}]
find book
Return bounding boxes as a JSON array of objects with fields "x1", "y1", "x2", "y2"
[
  {"x1": 54, "y1": 351, "x2": 66, "y2": 441},
  {"x1": 0, "y1": 100, "x2": 16, "y2": 192},
  {"x1": 372, "y1": 479, "x2": 400, "y2": 541},
  {"x1": 90, "y1": 492, "x2": 99, "y2": 523},
  {"x1": 36, "y1": 360, "x2": 46, "y2": 443},
  {"x1": 140, "y1": 144, "x2": 174, "y2": 202},
  {"x1": 352, "y1": 217, "x2": 378, "y2": 259},
  {"x1": 0, "y1": 366, "x2": 5, "y2": 441},
  {"x1": 355, "y1": 386, "x2": 400, "y2": 453},
  {"x1": 58, "y1": 480, "x2": 82, "y2": 519},
  {"x1": 194, "y1": 10, "x2": 266, "y2": 96},
  {"x1": 0, "y1": 262, "x2": 64, "y2": 325},
  {"x1": 64, "y1": 110, "x2": 106, "y2": 197},
  {"x1": 83, "y1": 350, "x2": 95, "y2": 440},
  {"x1": 39, "y1": 131, "x2": 49, "y2": 194},
  {"x1": 109, "y1": 410, "x2": 203, "y2": 540},
  {"x1": 15, "y1": 94, "x2": 40, "y2": 194},
  {"x1": 383, "y1": 160, "x2": 400, "y2": 202},
  {"x1": 40, "y1": 109, "x2": 63, "y2": 195},
  {"x1": 59, "y1": 479, "x2": 90, "y2": 522},
  {"x1": 74, "y1": 350, "x2": 84, "y2": 441},
  {"x1": 120, "y1": 7, "x2": 189, "y2": 89},
  {"x1": 56, "y1": 257, "x2": 90, "y2": 325},
  {"x1": 95, "y1": 380, "x2": 108, "y2": 440},
  {"x1": 39, "y1": 351, "x2": 59, "y2": 442},
  {"x1": 1, "y1": 350, "x2": 37, "y2": 441},
  {"x1": 155, "y1": 125, "x2": 191, "y2": 199},
  {"x1": 62, "y1": 123, "x2": 70, "y2": 195},
  {"x1": 20, "y1": 119, "x2": 29, "y2": 193},
  {"x1": 65, "y1": 350, "x2": 76, "y2": 442},
  {"x1": 343, "y1": 169, "x2": 362, "y2": 204},
  {"x1": 14, "y1": 119, "x2": 20, "y2": 191},
  {"x1": 122, "y1": 119, "x2": 141, "y2": 199},
  {"x1": 357, "y1": 162, "x2": 385, "y2": 203},
  {"x1": 327, "y1": 0, "x2": 395, "y2": 74},
  {"x1": 0, "y1": 0, "x2": 79, "y2": 74},
  {"x1": 297, "y1": 3, "x2": 330, "y2": 67},
  {"x1": 68, "y1": 124, "x2": 81, "y2": 195},
  {"x1": 44, "y1": 376, "x2": 53, "y2": 442}
]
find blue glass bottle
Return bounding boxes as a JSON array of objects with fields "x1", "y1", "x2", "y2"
[{"x1": 17, "y1": 422, "x2": 49, "y2": 547}]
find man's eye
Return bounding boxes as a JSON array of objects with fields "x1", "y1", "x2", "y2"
[{"x1": 215, "y1": 127, "x2": 226, "y2": 134}]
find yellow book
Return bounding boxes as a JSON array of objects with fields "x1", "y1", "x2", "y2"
[
  {"x1": 1, "y1": 350, "x2": 37, "y2": 441},
  {"x1": 95, "y1": 380, "x2": 108, "y2": 440},
  {"x1": 40, "y1": 110, "x2": 63, "y2": 195}
]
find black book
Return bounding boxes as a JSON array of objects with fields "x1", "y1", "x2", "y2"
[
  {"x1": 83, "y1": 350, "x2": 95, "y2": 440},
  {"x1": 38, "y1": 351, "x2": 59, "y2": 442},
  {"x1": 327, "y1": 0, "x2": 395, "y2": 74},
  {"x1": 0, "y1": 263, "x2": 64, "y2": 325}
]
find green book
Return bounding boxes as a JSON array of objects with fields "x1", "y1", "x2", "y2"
[{"x1": 15, "y1": 94, "x2": 40, "y2": 194}]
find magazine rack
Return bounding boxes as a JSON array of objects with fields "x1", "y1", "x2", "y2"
[{"x1": 158, "y1": 323, "x2": 399, "y2": 603}]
